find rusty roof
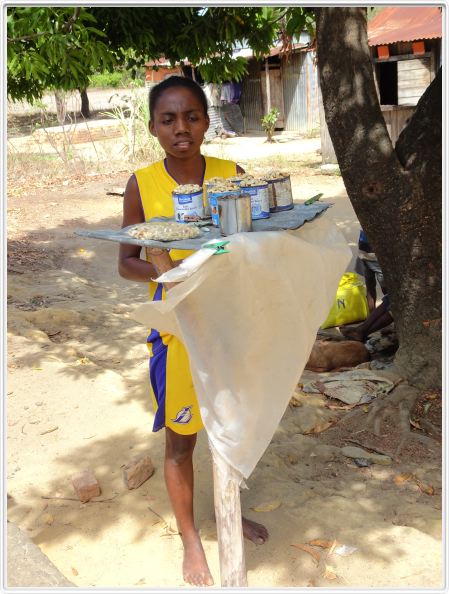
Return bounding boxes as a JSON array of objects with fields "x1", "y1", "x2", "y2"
[{"x1": 368, "y1": 6, "x2": 442, "y2": 46}]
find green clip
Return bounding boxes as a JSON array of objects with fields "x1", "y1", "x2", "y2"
[
  {"x1": 202, "y1": 240, "x2": 230, "y2": 255},
  {"x1": 304, "y1": 193, "x2": 323, "y2": 205}
]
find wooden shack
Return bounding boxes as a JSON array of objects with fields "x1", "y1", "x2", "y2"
[
  {"x1": 321, "y1": 6, "x2": 442, "y2": 163},
  {"x1": 144, "y1": 58, "x2": 183, "y2": 85},
  {"x1": 368, "y1": 6, "x2": 442, "y2": 145},
  {"x1": 239, "y1": 41, "x2": 320, "y2": 134}
]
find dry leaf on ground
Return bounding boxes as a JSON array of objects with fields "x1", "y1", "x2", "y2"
[
  {"x1": 76, "y1": 357, "x2": 91, "y2": 365},
  {"x1": 303, "y1": 420, "x2": 334, "y2": 434},
  {"x1": 308, "y1": 538, "x2": 335, "y2": 549},
  {"x1": 394, "y1": 473, "x2": 414, "y2": 485},
  {"x1": 40, "y1": 426, "x2": 59, "y2": 435},
  {"x1": 415, "y1": 479, "x2": 435, "y2": 496},
  {"x1": 425, "y1": 392, "x2": 438, "y2": 400},
  {"x1": 291, "y1": 543, "x2": 321, "y2": 563},
  {"x1": 251, "y1": 500, "x2": 282, "y2": 512},
  {"x1": 323, "y1": 565, "x2": 338, "y2": 580}
]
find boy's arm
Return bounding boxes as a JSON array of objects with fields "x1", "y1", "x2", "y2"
[{"x1": 118, "y1": 175, "x2": 158, "y2": 282}]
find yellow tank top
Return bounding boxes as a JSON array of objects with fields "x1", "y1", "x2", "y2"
[{"x1": 134, "y1": 155, "x2": 237, "y2": 303}]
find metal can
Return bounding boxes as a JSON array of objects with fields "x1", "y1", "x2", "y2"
[
  {"x1": 209, "y1": 189, "x2": 241, "y2": 227},
  {"x1": 240, "y1": 180, "x2": 270, "y2": 220},
  {"x1": 204, "y1": 177, "x2": 226, "y2": 217},
  {"x1": 217, "y1": 193, "x2": 252, "y2": 236},
  {"x1": 266, "y1": 175, "x2": 293, "y2": 212},
  {"x1": 172, "y1": 188, "x2": 204, "y2": 222},
  {"x1": 227, "y1": 174, "x2": 255, "y2": 187}
]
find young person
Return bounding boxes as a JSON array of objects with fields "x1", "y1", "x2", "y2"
[
  {"x1": 343, "y1": 230, "x2": 393, "y2": 341},
  {"x1": 354, "y1": 229, "x2": 387, "y2": 312},
  {"x1": 118, "y1": 76, "x2": 268, "y2": 587}
]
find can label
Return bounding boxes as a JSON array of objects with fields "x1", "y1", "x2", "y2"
[
  {"x1": 268, "y1": 176, "x2": 293, "y2": 212},
  {"x1": 172, "y1": 190, "x2": 204, "y2": 222},
  {"x1": 209, "y1": 190, "x2": 240, "y2": 226},
  {"x1": 241, "y1": 185, "x2": 270, "y2": 219}
]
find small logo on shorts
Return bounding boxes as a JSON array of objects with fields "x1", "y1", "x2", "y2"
[{"x1": 172, "y1": 406, "x2": 193, "y2": 424}]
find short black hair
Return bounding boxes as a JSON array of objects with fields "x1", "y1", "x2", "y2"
[{"x1": 149, "y1": 75, "x2": 208, "y2": 121}]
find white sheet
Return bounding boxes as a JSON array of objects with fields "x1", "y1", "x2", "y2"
[{"x1": 132, "y1": 216, "x2": 351, "y2": 480}]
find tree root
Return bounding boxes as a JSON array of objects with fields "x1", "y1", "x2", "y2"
[
  {"x1": 341, "y1": 381, "x2": 440, "y2": 461},
  {"x1": 416, "y1": 418, "x2": 441, "y2": 438}
]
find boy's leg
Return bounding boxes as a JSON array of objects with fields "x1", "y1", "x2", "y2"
[
  {"x1": 164, "y1": 427, "x2": 213, "y2": 587},
  {"x1": 364, "y1": 265, "x2": 377, "y2": 312},
  {"x1": 341, "y1": 300, "x2": 393, "y2": 342}
]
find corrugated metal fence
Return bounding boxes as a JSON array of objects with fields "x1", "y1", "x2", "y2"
[
  {"x1": 240, "y1": 51, "x2": 319, "y2": 134},
  {"x1": 241, "y1": 74, "x2": 264, "y2": 132},
  {"x1": 282, "y1": 51, "x2": 319, "y2": 133}
]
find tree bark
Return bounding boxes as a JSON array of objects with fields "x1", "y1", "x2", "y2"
[
  {"x1": 54, "y1": 91, "x2": 67, "y2": 125},
  {"x1": 79, "y1": 88, "x2": 90, "y2": 118},
  {"x1": 316, "y1": 7, "x2": 441, "y2": 388}
]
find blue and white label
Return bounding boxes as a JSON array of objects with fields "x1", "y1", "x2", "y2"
[
  {"x1": 178, "y1": 195, "x2": 193, "y2": 205},
  {"x1": 172, "y1": 190, "x2": 204, "y2": 222},
  {"x1": 242, "y1": 185, "x2": 270, "y2": 220}
]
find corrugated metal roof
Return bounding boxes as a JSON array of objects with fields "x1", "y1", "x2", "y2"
[
  {"x1": 145, "y1": 57, "x2": 190, "y2": 67},
  {"x1": 368, "y1": 6, "x2": 442, "y2": 46},
  {"x1": 269, "y1": 42, "x2": 310, "y2": 57}
]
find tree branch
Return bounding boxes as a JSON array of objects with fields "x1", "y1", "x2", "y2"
[
  {"x1": 8, "y1": 8, "x2": 82, "y2": 42},
  {"x1": 62, "y1": 7, "x2": 81, "y2": 33},
  {"x1": 8, "y1": 31, "x2": 48, "y2": 42}
]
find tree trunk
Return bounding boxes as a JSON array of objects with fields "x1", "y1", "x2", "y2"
[
  {"x1": 54, "y1": 90, "x2": 67, "y2": 125},
  {"x1": 315, "y1": 8, "x2": 441, "y2": 389},
  {"x1": 79, "y1": 88, "x2": 90, "y2": 118}
]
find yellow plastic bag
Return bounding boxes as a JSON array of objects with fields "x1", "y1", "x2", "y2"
[{"x1": 321, "y1": 272, "x2": 369, "y2": 329}]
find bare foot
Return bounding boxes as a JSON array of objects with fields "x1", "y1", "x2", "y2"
[
  {"x1": 181, "y1": 531, "x2": 214, "y2": 587},
  {"x1": 340, "y1": 326, "x2": 365, "y2": 342},
  {"x1": 242, "y1": 516, "x2": 269, "y2": 544}
]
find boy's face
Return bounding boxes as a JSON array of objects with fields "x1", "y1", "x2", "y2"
[{"x1": 150, "y1": 87, "x2": 209, "y2": 159}]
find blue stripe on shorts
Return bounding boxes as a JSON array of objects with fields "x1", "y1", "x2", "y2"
[
  {"x1": 149, "y1": 337, "x2": 168, "y2": 432},
  {"x1": 147, "y1": 282, "x2": 167, "y2": 432}
]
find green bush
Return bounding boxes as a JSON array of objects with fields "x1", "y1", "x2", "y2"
[
  {"x1": 261, "y1": 107, "x2": 280, "y2": 143},
  {"x1": 88, "y1": 70, "x2": 145, "y2": 89}
]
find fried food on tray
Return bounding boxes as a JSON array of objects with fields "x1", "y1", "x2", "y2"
[{"x1": 126, "y1": 221, "x2": 201, "y2": 241}]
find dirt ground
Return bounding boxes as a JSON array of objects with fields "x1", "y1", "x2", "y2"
[{"x1": 6, "y1": 129, "x2": 442, "y2": 588}]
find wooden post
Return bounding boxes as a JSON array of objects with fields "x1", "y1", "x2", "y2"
[
  {"x1": 265, "y1": 59, "x2": 271, "y2": 112},
  {"x1": 211, "y1": 444, "x2": 247, "y2": 587},
  {"x1": 146, "y1": 246, "x2": 248, "y2": 587}
]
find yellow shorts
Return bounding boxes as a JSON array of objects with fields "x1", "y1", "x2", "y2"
[{"x1": 147, "y1": 332, "x2": 204, "y2": 435}]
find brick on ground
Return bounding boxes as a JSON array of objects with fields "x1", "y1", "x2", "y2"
[
  {"x1": 123, "y1": 454, "x2": 154, "y2": 490},
  {"x1": 71, "y1": 469, "x2": 101, "y2": 503}
]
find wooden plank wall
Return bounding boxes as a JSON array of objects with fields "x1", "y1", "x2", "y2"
[
  {"x1": 317, "y1": 78, "x2": 337, "y2": 164},
  {"x1": 397, "y1": 58, "x2": 431, "y2": 105},
  {"x1": 380, "y1": 105, "x2": 415, "y2": 146},
  {"x1": 260, "y1": 66, "x2": 285, "y2": 127}
]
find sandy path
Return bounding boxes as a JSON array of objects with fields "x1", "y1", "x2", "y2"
[{"x1": 6, "y1": 136, "x2": 442, "y2": 588}]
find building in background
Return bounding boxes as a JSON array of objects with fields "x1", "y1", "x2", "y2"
[
  {"x1": 368, "y1": 5, "x2": 442, "y2": 145},
  {"x1": 321, "y1": 6, "x2": 442, "y2": 163},
  {"x1": 239, "y1": 32, "x2": 319, "y2": 135}
]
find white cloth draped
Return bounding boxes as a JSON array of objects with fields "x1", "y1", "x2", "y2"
[{"x1": 132, "y1": 216, "x2": 351, "y2": 480}]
